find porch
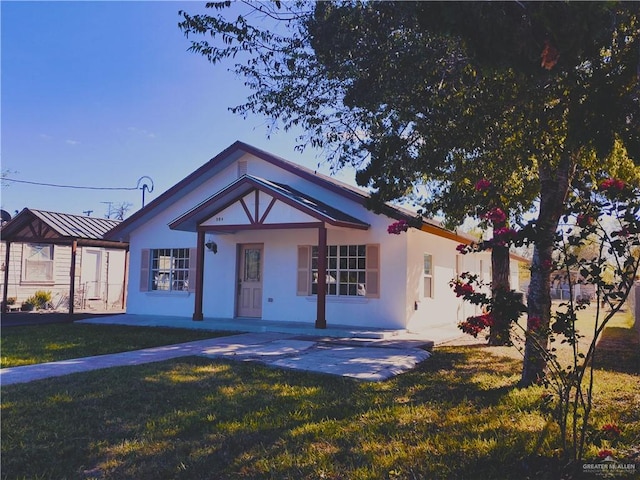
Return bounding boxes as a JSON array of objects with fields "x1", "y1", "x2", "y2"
[{"x1": 74, "y1": 313, "x2": 467, "y2": 347}]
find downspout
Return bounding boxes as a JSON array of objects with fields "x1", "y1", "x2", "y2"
[
  {"x1": 121, "y1": 247, "x2": 129, "y2": 310},
  {"x1": 69, "y1": 239, "x2": 78, "y2": 317},
  {"x1": 2, "y1": 242, "x2": 10, "y2": 313}
]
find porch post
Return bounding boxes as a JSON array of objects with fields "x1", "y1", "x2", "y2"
[
  {"x1": 2, "y1": 241, "x2": 10, "y2": 313},
  {"x1": 69, "y1": 239, "x2": 78, "y2": 316},
  {"x1": 121, "y1": 248, "x2": 129, "y2": 310},
  {"x1": 315, "y1": 224, "x2": 327, "y2": 329},
  {"x1": 193, "y1": 229, "x2": 205, "y2": 321}
]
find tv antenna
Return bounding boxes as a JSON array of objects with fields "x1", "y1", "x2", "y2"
[{"x1": 136, "y1": 176, "x2": 154, "y2": 208}]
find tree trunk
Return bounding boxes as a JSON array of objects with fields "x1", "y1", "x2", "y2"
[
  {"x1": 520, "y1": 157, "x2": 575, "y2": 386},
  {"x1": 489, "y1": 243, "x2": 512, "y2": 345}
]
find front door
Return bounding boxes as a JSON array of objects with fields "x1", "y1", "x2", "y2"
[
  {"x1": 82, "y1": 249, "x2": 102, "y2": 299},
  {"x1": 237, "y1": 244, "x2": 263, "y2": 317}
]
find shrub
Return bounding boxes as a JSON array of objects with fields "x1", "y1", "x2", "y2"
[
  {"x1": 24, "y1": 291, "x2": 52, "y2": 310},
  {"x1": 20, "y1": 301, "x2": 35, "y2": 312}
]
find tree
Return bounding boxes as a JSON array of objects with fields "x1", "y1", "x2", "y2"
[
  {"x1": 111, "y1": 202, "x2": 133, "y2": 221},
  {"x1": 180, "y1": 1, "x2": 640, "y2": 383},
  {"x1": 104, "y1": 201, "x2": 133, "y2": 221},
  {"x1": 532, "y1": 179, "x2": 639, "y2": 470},
  {"x1": 180, "y1": 1, "x2": 534, "y2": 345}
]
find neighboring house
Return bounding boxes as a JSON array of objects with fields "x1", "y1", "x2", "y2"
[
  {"x1": 549, "y1": 269, "x2": 597, "y2": 303},
  {"x1": 106, "y1": 141, "x2": 523, "y2": 332},
  {"x1": 1, "y1": 209, "x2": 129, "y2": 313}
]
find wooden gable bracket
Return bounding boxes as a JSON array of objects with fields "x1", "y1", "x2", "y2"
[{"x1": 238, "y1": 190, "x2": 278, "y2": 226}]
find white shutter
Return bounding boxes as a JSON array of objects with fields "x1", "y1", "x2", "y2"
[
  {"x1": 188, "y1": 247, "x2": 197, "y2": 292},
  {"x1": 139, "y1": 249, "x2": 150, "y2": 291},
  {"x1": 365, "y1": 244, "x2": 380, "y2": 298},
  {"x1": 296, "y1": 246, "x2": 310, "y2": 296}
]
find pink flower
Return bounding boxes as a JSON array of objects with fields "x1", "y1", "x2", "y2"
[
  {"x1": 456, "y1": 243, "x2": 468, "y2": 254},
  {"x1": 601, "y1": 424, "x2": 622, "y2": 437},
  {"x1": 599, "y1": 178, "x2": 626, "y2": 192},
  {"x1": 459, "y1": 313, "x2": 493, "y2": 337},
  {"x1": 483, "y1": 207, "x2": 507, "y2": 224},
  {"x1": 576, "y1": 214, "x2": 594, "y2": 228},
  {"x1": 540, "y1": 39, "x2": 560, "y2": 70},
  {"x1": 528, "y1": 316, "x2": 542, "y2": 332},
  {"x1": 387, "y1": 220, "x2": 409, "y2": 235},
  {"x1": 492, "y1": 227, "x2": 517, "y2": 246},
  {"x1": 597, "y1": 449, "x2": 614, "y2": 459},
  {"x1": 614, "y1": 227, "x2": 630, "y2": 237},
  {"x1": 475, "y1": 179, "x2": 492, "y2": 191},
  {"x1": 453, "y1": 282, "x2": 474, "y2": 297}
]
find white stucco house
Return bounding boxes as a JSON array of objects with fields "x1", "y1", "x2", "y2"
[{"x1": 105, "y1": 141, "x2": 522, "y2": 332}]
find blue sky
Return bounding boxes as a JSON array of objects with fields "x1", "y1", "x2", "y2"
[{"x1": 1, "y1": 1, "x2": 356, "y2": 218}]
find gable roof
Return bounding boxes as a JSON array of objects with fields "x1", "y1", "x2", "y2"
[
  {"x1": 170, "y1": 174, "x2": 370, "y2": 232},
  {"x1": 105, "y1": 141, "x2": 375, "y2": 241},
  {"x1": 0, "y1": 208, "x2": 127, "y2": 248},
  {"x1": 103, "y1": 140, "x2": 472, "y2": 245}
]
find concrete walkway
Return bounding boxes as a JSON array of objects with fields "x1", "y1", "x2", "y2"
[{"x1": 1, "y1": 314, "x2": 475, "y2": 386}]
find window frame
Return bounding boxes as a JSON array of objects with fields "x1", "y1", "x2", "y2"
[
  {"x1": 142, "y1": 248, "x2": 194, "y2": 292},
  {"x1": 311, "y1": 244, "x2": 368, "y2": 297},
  {"x1": 21, "y1": 243, "x2": 55, "y2": 284},
  {"x1": 299, "y1": 244, "x2": 379, "y2": 298},
  {"x1": 423, "y1": 253, "x2": 434, "y2": 299}
]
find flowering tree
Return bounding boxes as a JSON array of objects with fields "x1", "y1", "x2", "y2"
[
  {"x1": 457, "y1": 178, "x2": 639, "y2": 471},
  {"x1": 453, "y1": 190, "x2": 526, "y2": 344},
  {"x1": 468, "y1": 179, "x2": 520, "y2": 345},
  {"x1": 530, "y1": 178, "x2": 640, "y2": 470}
]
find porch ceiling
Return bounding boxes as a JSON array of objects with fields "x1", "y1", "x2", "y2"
[{"x1": 169, "y1": 175, "x2": 370, "y2": 232}]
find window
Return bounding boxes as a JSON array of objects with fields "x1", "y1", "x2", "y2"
[
  {"x1": 456, "y1": 254, "x2": 464, "y2": 277},
  {"x1": 297, "y1": 244, "x2": 379, "y2": 298},
  {"x1": 22, "y1": 243, "x2": 54, "y2": 283},
  {"x1": 312, "y1": 244, "x2": 367, "y2": 296},
  {"x1": 147, "y1": 248, "x2": 191, "y2": 291},
  {"x1": 423, "y1": 253, "x2": 433, "y2": 298}
]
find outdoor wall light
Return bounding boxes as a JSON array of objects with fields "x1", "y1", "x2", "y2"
[{"x1": 205, "y1": 241, "x2": 218, "y2": 254}]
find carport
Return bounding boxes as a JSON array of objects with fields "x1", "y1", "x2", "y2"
[{"x1": 1, "y1": 208, "x2": 129, "y2": 315}]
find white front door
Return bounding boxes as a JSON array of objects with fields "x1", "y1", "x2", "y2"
[
  {"x1": 237, "y1": 244, "x2": 263, "y2": 317},
  {"x1": 82, "y1": 249, "x2": 102, "y2": 299}
]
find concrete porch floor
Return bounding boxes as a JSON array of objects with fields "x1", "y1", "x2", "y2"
[{"x1": 77, "y1": 314, "x2": 469, "y2": 348}]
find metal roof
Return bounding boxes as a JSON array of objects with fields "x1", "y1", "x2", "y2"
[
  {"x1": 0, "y1": 208, "x2": 126, "y2": 247},
  {"x1": 30, "y1": 210, "x2": 120, "y2": 239}
]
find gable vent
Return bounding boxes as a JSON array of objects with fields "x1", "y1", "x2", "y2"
[{"x1": 237, "y1": 160, "x2": 248, "y2": 178}]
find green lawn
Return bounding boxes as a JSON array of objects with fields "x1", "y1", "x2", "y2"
[
  {"x1": 1, "y1": 322, "x2": 639, "y2": 480},
  {"x1": 1, "y1": 324, "x2": 234, "y2": 368}
]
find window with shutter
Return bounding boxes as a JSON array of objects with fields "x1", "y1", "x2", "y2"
[
  {"x1": 300, "y1": 244, "x2": 380, "y2": 298},
  {"x1": 141, "y1": 248, "x2": 193, "y2": 292}
]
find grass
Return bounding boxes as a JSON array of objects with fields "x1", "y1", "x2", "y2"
[
  {"x1": 478, "y1": 304, "x2": 640, "y2": 369},
  {"x1": 1, "y1": 324, "x2": 234, "y2": 368},
  {"x1": 1, "y1": 319, "x2": 639, "y2": 480}
]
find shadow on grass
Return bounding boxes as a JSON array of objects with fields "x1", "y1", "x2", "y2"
[
  {"x1": 1, "y1": 348, "x2": 566, "y2": 480},
  {"x1": 594, "y1": 326, "x2": 640, "y2": 374}
]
